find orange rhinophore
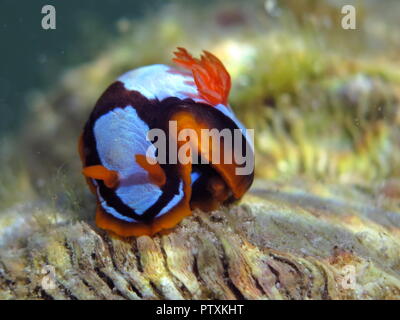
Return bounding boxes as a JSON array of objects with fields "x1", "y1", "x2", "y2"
[{"x1": 173, "y1": 47, "x2": 231, "y2": 106}]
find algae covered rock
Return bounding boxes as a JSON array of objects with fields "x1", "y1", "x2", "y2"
[{"x1": 1, "y1": 179, "x2": 400, "y2": 300}]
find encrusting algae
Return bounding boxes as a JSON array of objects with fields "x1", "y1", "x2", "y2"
[{"x1": 1, "y1": 1, "x2": 400, "y2": 299}]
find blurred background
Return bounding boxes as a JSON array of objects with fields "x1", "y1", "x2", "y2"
[{"x1": 0, "y1": 0, "x2": 400, "y2": 218}]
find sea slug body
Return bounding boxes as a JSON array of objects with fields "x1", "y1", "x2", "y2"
[{"x1": 79, "y1": 47, "x2": 254, "y2": 236}]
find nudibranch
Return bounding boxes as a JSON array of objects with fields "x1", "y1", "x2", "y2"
[{"x1": 79, "y1": 47, "x2": 254, "y2": 237}]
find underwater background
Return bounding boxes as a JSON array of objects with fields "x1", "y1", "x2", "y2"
[{"x1": 1, "y1": 0, "x2": 400, "y2": 299}]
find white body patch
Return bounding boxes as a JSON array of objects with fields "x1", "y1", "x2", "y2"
[
  {"x1": 118, "y1": 64, "x2": 204, "y2": 102},
  {"x1": 93, "y1": 105, "x2": 185, "y2": 221},
  {"x1": 94, "y1": 106, "x2": 162, "y2": 218}
]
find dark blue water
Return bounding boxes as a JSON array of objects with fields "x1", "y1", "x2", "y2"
[{"x1": 1, "y1": 0, "x2": 202, "y2": 135}]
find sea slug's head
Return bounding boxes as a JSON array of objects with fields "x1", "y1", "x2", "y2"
[{"x1": 79, "y1": 47, "x2": 254, "y2": 237}]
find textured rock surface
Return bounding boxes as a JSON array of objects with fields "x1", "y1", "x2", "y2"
[{"x1": 1, "y1": 180, "x2": 400, "y2": 300}]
